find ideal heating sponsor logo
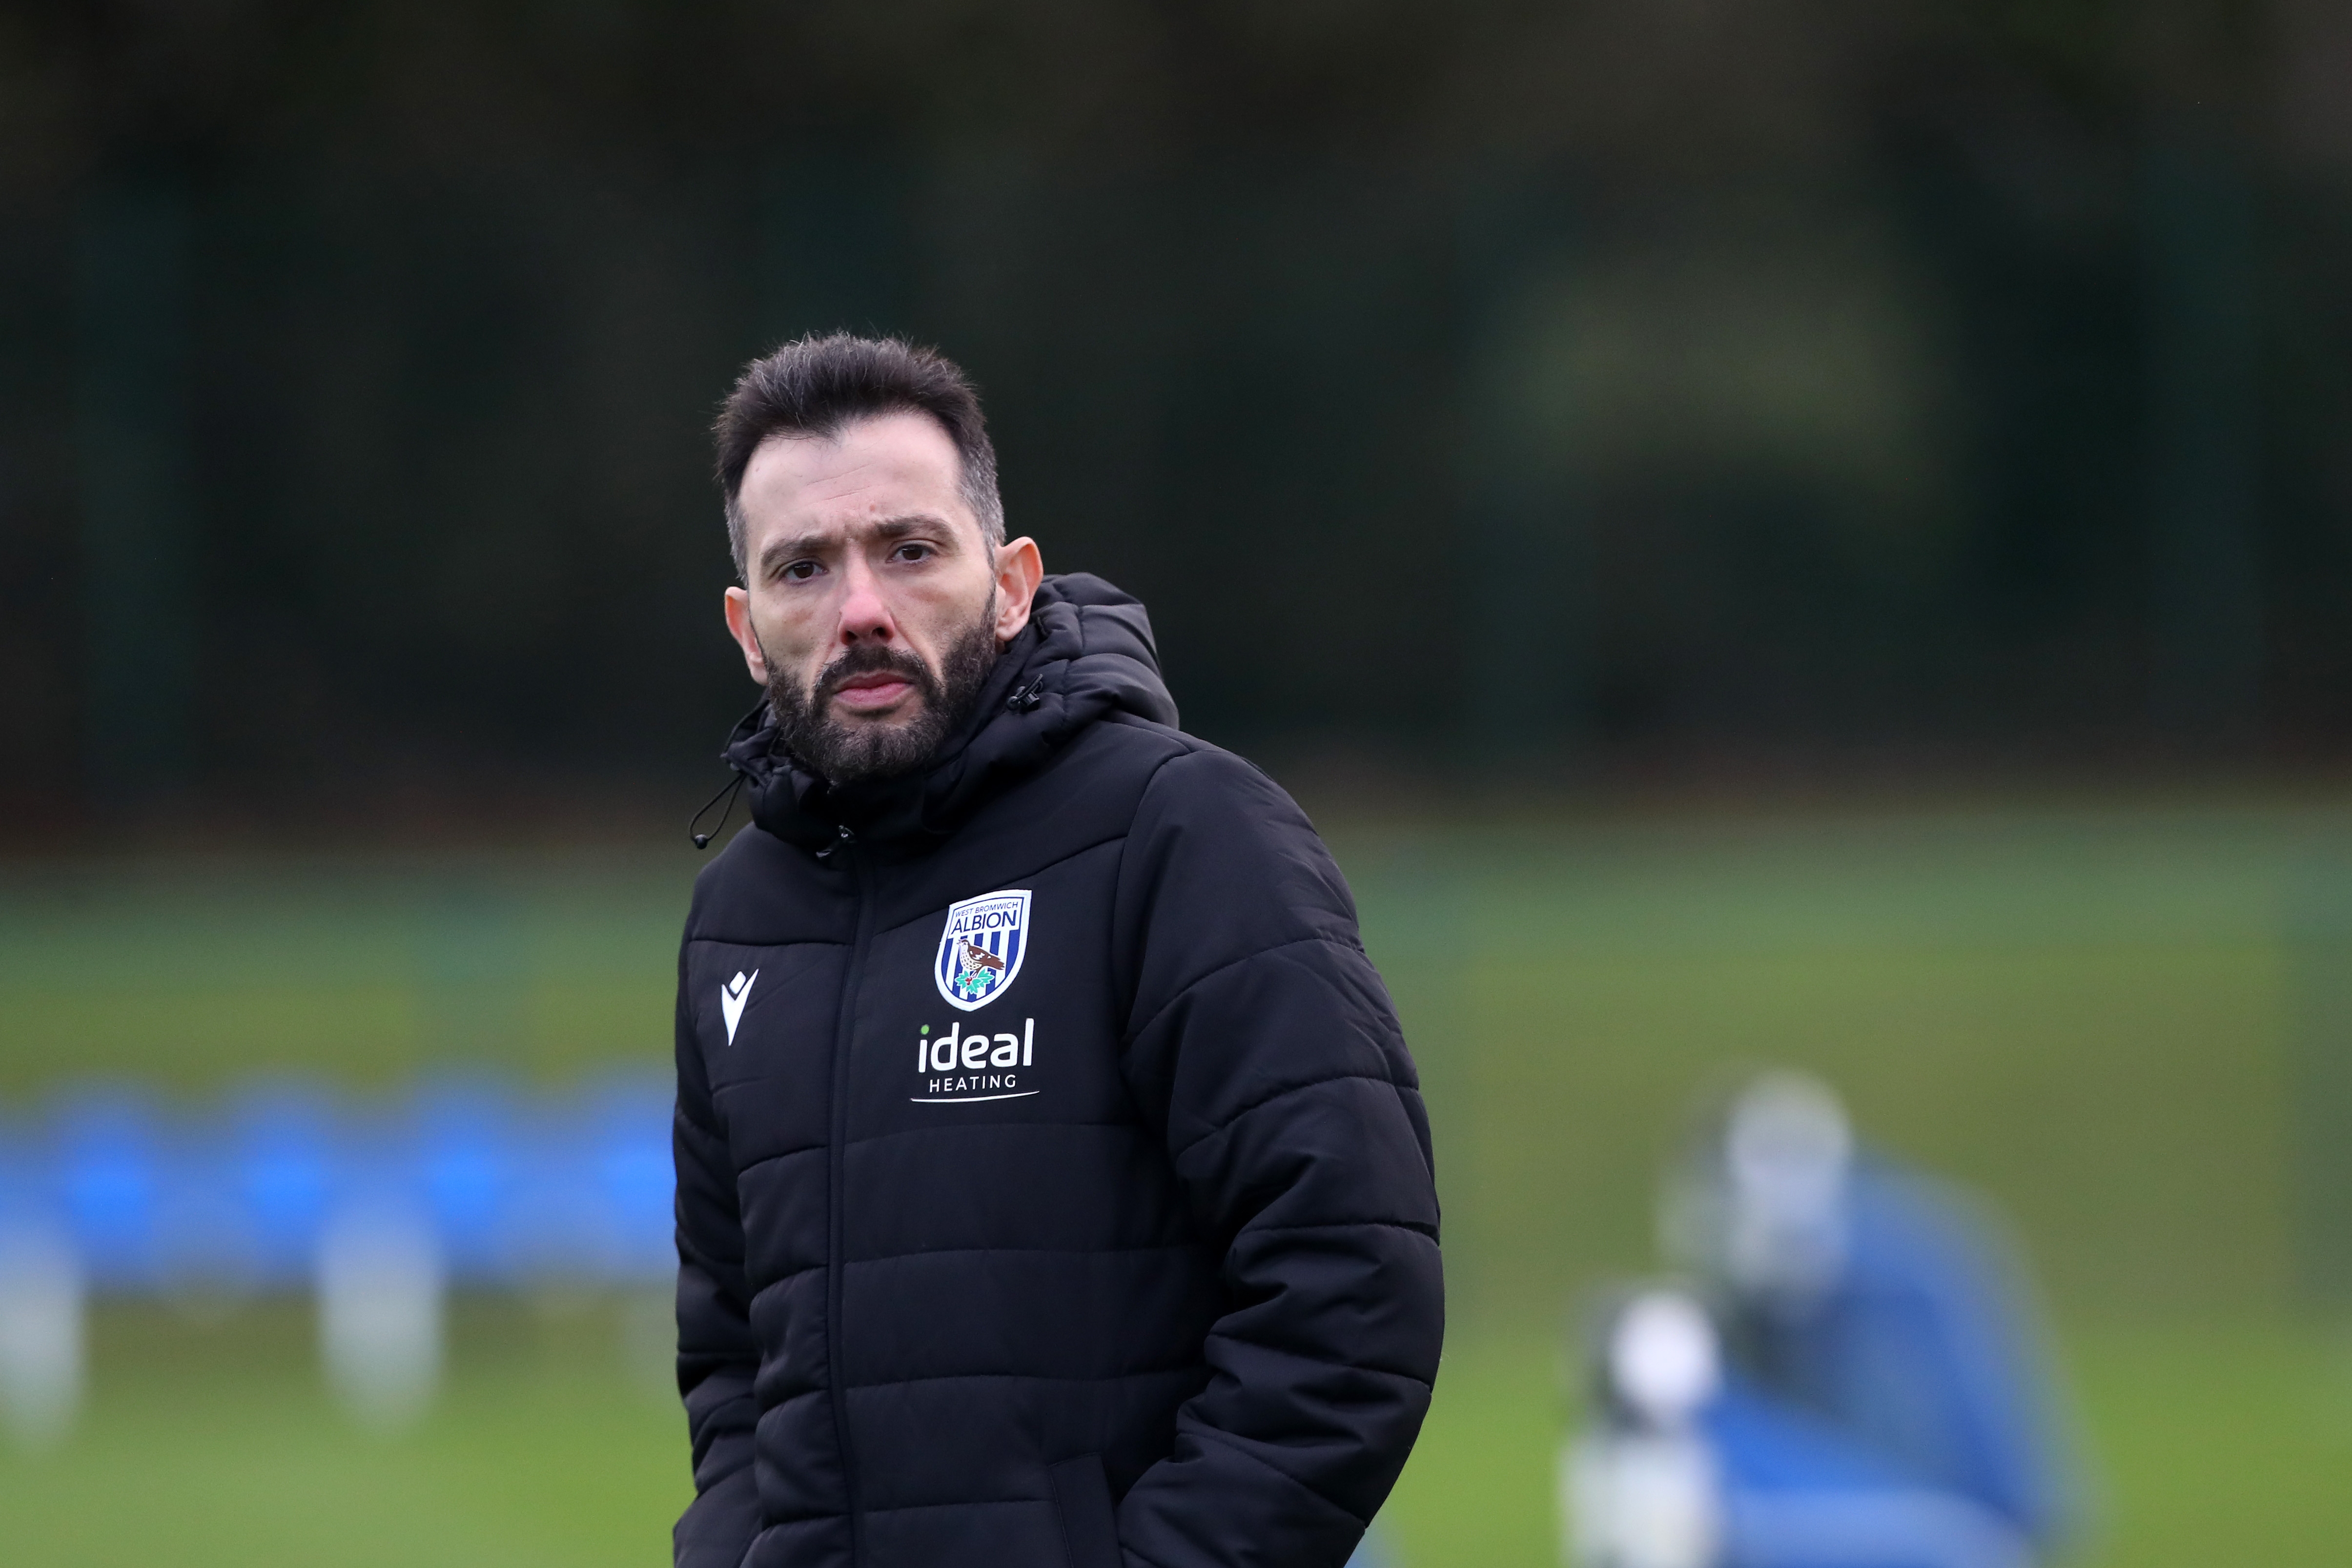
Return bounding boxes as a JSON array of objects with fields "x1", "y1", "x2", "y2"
[{"x1": 912, "y1": 1018, "x2": 1037, "y2": 1103}]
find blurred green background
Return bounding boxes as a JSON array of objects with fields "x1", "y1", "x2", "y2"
[
  {"x1": 14, "y1": 0, "x2": 2352, "y2": 816},
  {"x1": 8, "y1": 800, "x2": 2352, "y2": 1564}
]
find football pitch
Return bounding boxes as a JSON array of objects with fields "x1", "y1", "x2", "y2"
[
  {"x1": 0, "y1": 1305, "x2": 2344, "y2": 1567},
  {"x1": 4, "y1": 799, "x2": 2352, "y2": 1564}
]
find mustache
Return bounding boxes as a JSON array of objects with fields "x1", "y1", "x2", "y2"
[{"x1": 810, "y1": 642, "x2": 938, "y2": 704}]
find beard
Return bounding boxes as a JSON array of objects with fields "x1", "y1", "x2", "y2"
[{"x1": 761, "y1": 594, "x2": 1002, "y2": 786}]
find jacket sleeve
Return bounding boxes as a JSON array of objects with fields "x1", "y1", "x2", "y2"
[
  {"x1": 672, "y1": 941, "x2": 764, "y2": 1568},
  {"x1": 1108, "y1": 748, "x2": 1444, "y2": 1568}
]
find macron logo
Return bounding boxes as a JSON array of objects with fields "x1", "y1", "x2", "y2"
[{"x1": 720, "y1": 970, "x2": 758, "y2": 1045}]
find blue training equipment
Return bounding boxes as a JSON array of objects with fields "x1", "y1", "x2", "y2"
[
  {"x1": 7, "y1": 1077, "x2": 680, "y2": 1300},
  {"x1": 1726, "y1": 1159, "x2": 2075, "y2": 1548}
]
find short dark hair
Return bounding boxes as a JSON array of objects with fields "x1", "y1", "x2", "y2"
[{"x1": 714, "y1": 333, "x2": 1004, "y2": 578}]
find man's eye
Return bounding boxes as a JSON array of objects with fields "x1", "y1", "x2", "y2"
[
  {"x1": 781, "y1": 561, "x2": 819, "y2": 582},
  {"x1": 892, "y1": 543, "x2": 933, "y2": 563}
]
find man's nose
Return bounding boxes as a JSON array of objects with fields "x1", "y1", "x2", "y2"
[{"x1": 835, "y1": 557, "x2": 897, "y2": 646}]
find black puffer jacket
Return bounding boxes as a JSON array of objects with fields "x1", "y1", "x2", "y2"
[{"x1": 673, "y1": 574, "x2": 1442, "y2": 1568}]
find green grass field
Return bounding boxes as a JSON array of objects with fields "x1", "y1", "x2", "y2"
[
  {"x1": 5, "y1": 800, "x2": 2352, "y2": 1563},
  {"x1": 0, "y1": 1309, "x2": 2347, "y2": 1567}
]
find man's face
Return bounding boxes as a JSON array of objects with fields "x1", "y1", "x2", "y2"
[{"x1": 723, "y1": 411, "x2": 1043, "y2": 783}]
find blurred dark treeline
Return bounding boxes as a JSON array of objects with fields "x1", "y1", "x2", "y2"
[{"x1": 6, "y1": 0, "x2": 2352, "y2": 834}]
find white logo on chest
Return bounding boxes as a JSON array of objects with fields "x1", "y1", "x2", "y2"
[
  {"x1": 912, "y1": 1018, "x2": 1038, "y2": 1103},
  {"x1": 720, "y1": 969, "x2": 758, "y2": 1045}
]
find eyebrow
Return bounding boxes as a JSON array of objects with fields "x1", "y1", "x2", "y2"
[{"x1": 757, "y1": 513, "x2": 960, "y2": 577}]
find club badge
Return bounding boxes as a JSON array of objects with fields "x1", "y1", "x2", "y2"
[{"x1": 934, "y1": 889, "x2": 1031, "y2": 1011}]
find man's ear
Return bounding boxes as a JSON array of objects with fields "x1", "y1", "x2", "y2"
[
  {"x1": 723, "y1": 587, "x2": 770, "y2": 683},
  {"x1": 992, "y1": 538, "x2": 1044, "y2": 642}
]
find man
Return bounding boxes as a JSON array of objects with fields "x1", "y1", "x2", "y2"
[
  {"x1": 673, "y1": 333, "x2": 1443, "y2": 1568},
  {"x1": 1646, "y1": 1073, "x2": 2076, "y2": 1568}
]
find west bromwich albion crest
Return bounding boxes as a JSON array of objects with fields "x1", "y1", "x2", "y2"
[{"x1": 935, "y1": 889, "x2": 1032, "y2": 1011}]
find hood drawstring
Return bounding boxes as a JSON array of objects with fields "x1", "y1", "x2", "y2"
[
  {"x1": 690, "y1": 772, "x2": 748, "y2": 850},
  {"x1": 695, "y1": 697, "x2": 775, "y2": 849},
  {"x1": 1006, "y1": 675, "x2": 1047, "y2": 713}
]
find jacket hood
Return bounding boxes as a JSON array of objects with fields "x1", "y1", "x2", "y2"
[{"x1": 720, "y1": 572, "x2": 1177, "y2": 851}]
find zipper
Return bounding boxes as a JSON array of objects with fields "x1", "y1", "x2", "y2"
[{"x1": 827, "y1": 823, "x2": 871, "y2": 1562}]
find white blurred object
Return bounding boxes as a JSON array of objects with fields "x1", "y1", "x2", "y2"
[
  {"x1": 1565, "y1": 1289, "x2": 1724, "y2": 1568},
  {"x1": 316, "y1": 1199, "x2": 444, "y2": 1432},
  {"x1": 0, "y1": 1219, "x2": 84, "y2": 1449},
  {"x1": 1608, "y1": 1292, "x2": 1721, "y2": 1427},
  {"x1": 1663, "y1": 1071, "x2": 1853, "y2": 1309},
  {"x1": 1722, "y1": 1072, "x2": 1851, "y2": 1302},
  {"x1": 1567, "y1": 1434, "x2": 1722, "y2": 1568}
]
